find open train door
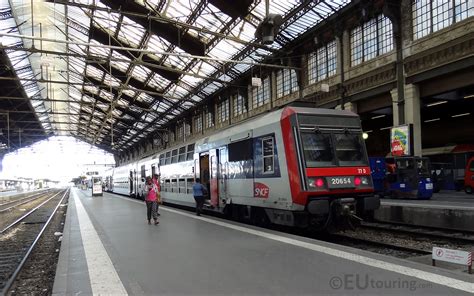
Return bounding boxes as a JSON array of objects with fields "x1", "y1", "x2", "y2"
[{"x1": 209, "y1": 149, "x2": 219, "y2": 207}]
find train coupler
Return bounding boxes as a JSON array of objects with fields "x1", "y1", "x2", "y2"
[{"x1": 332, "y1": 198, "x2": 356, "y2": 217}]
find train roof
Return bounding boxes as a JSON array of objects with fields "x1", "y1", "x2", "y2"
[
  {"x1": 285, "y1": 106, "x2": 359, "y2": 118},
  {"x1": 194, "y1": 106, "x2": 360, "y2": 151},
  {"x1": 126, "y1": 106, "x2": 362, "y2": 158}
]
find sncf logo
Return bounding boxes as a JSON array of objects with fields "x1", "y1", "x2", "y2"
[{"x1": 254, "y1": 182, "x2": 270, "y2": 198}]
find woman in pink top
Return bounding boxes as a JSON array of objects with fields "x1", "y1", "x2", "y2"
[{"x1": 145, "y1": 177, "x2": 159, "y2": 225}]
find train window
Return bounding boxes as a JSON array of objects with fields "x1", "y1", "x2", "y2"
[
  {"x1": 159, "y1": 154, "x2": 165, "y2": 166},
  {"x1": 171, "y1": 149, "x2": 178, "y2": 163},
  {"x1": 186, "y1": 144, "x2": 195, "y2": 160},
  {"x1": 334, "y1": 134, "x2": 366, "y2": 166},
  {"x1": 186, "y1": 178, "x2": 194, "y2": 194},
  {"x1": 178, "y1": 147, "x2": 186, "y2": 162},
  {"x1": 178, "y1": 178, "x2": 186, "y2": 193},
  {"x1": 171, "y1": 179, "x2": 178, "y2": 192},
  {"x1": 262, "y1": 137, "x2": 274, "y2": 173},
  {"x1": 140, "y1": 165, "x2": 146, "y2": 178},
  {"x1": 165, "y1": 151, "x2": 171, "y2": 165},
  {"x1": 228, "y1": 139, "x2": 253, "y2": 161},
  {"x1": 151, "y1": 166, "x2": 156, "y2": 176},
  {"x1": 301, "y1": 132, "x2": 336, "y2": 167}
]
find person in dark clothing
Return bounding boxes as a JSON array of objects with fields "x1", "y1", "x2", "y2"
[{"x1": 192, "y1": 178, "x2": 207, "y2": 216}]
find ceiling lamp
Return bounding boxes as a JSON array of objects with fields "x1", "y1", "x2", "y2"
[{"x1": 254, "y1": 0, "x2": 283, "y2": 45}]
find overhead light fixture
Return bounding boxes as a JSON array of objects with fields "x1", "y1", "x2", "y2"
[
  {"x1": 424, "y1": 118, "x2": 440, "y2": 123},
  {"x1": 451, "y1": 113, "x2": 470, "y2": 118},
  {"x1": 364, "y1": 130, "x2": 373, "y2": 133},
  {"x1": 371, "y1": 114, "x2": 386, "y2": 119},
  {"x1": 380, "y1": 126, "x2": 392, "y2": 130},
  {"x1": 464, "y1": 94, "x2": 474, "y2": 99},
  {"x1": 426, "y1": 100, "x2": 447, "y2": 107}
]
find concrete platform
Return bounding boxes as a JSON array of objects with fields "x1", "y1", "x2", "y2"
[
  {"x1": 52, "y1": 188, "x2": 473, "y2": 295},
  {"x1": 375, "y1": 192, "x2": 474, "y2": 232}
]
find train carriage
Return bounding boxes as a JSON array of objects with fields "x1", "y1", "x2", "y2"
[{"x1": 108, "y1": 106, "x2": 380, "y2": 230}]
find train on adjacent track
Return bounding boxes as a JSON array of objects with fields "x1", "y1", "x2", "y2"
[{"x1": 104, "y1": 106, "x2": 380, "y2": 230}]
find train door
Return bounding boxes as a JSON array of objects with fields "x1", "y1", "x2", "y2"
[
  {"x1": 209, "y1": 149, "x2": 219, "y2": 207},
  {"x1": 218, "y1": 147, "x2": 228, "y2": 204},
  {"x1": 129, "y1": 170, "x2": 134, "y2": 196},
  {"x1": 199, "y1": 153, "x2": 210, "y2": 201}
]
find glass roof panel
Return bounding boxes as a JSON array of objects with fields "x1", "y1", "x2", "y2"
[
  {"x1": 148, "y1": 73, "x2": 170, "y2": 90},
  {"x1": 2, "y1": 0, "x2": 353, "y2": 149},
  {"x1": 164, "y1": 0, "x2": 198, "y2": 20},
  {"x1": 117, "y1": 16, "x2": 146, "y2": 48},
  {"x1": 162, "y1": 46, "x2": 191, "y2": 70},
  {"x1": 93, "y1": 4, "x2": 120, "y2": 33},
  {"x1": 131, "y1": 65, "x2": 151, "y2": 83}
]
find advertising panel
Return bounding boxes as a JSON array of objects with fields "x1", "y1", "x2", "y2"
[{"x1": 390, "y1": 125, "x2": 412, "y2": 156}]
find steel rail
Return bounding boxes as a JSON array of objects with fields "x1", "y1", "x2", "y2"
[
  {"x1": 0, "y1": 190, "x2": 50, "y2": 213},
  {"x1": 0, "y1": 189, "x2": 69, "y2": 295},
  {"x1": 328, "y1": 233, "x2": 432, "y2": 255},
  {"x1": 0, "y1": 190, "x2": 63, "y2": 234},
  {"x1": 361, "y1": 222, "x2": 474, "y2": 244}
]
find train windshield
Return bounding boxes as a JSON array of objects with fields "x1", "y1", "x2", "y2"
[
  {"x1": 300, "y1": 131, "x2": 367, "y2": 167},
  {"x1": 301, "y1": 133, "x2": 336, "y2": 167}
]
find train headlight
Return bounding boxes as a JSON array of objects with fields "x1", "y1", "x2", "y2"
[{"x1": 307, "y1": 177, "x2": 326, "y2": 190}]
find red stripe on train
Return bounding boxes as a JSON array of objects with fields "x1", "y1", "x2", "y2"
[
  {"x1": 306, "y1": 167, "x2": 372, "y2": 177},
  {"x1": 280, "y1": 107, "x2": 305, "y2": 205}
]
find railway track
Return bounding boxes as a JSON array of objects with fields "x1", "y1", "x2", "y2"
[
  {"x1": 0, "y1": 189, "x2": 68, "y2": 295},
  {"x1": 325, "y1": 233, "x2": 431, "y2": 258},
  {"x1": 326, "y1": 221, "x2": 474, "y2": 259},
  {"x1": 0, "y1": 190, "x2": 49, "y2": 213},
  {"x1": 361, "y1": 221, "x2": 474, "y2": 244}
]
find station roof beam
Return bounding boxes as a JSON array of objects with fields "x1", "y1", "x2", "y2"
[{"x1": 100, "y1": 0, "x2": 207, "y2": 56}]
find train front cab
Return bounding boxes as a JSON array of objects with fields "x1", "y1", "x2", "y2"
[{"x1": 281, "y1": 107, "x2": 380, "y2": 230}]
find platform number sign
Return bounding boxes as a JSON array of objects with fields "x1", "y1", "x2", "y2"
[{"x1": 254, "y1": 182, "x2": 270, "y2": 198}]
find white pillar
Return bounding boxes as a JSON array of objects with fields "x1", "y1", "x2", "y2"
[
  {"x1": 391, "y1": 84, "x2": 422, "y2": 156},
  {"x1": 404, "y1": 84, "x2": 422, "y2": 156},
  {"x1": 390, "y1": 88, "x2": 400, "y2": 127}
]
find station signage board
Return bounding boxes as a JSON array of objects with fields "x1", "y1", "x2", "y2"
[
  {"x1": 390, "y1": 124, "x2": 412, "y2": 156},
  {"x1": 432, "y1": 247, "x2": 472, "y2": 273}
]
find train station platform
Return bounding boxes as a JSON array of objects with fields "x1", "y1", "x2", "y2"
[
  {"x1": 52, "y1": 188, "x2": 473, "y2": 295},
  {"x1": 375, "y1": 192, "x2": 474, "y2": 232}
]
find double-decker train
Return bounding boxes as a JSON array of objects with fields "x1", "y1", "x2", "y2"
[{"x1": 105, "y1": 106, "x2": 380, "y2": 230}]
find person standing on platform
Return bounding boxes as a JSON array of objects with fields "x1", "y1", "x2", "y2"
[
  {"x1": 152, "y1": 174, "x2": 161, "y2": 217},
  {"x1": 192, "y1": 178, "x2": 207, "y2": 216},
  {"x1": 145, "y1": 177, "x2": 159, "y2": 225}
]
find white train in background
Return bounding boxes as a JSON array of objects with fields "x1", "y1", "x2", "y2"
[{"x1": 104, "y1": 106, "x2": 380, "y2": 230}]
